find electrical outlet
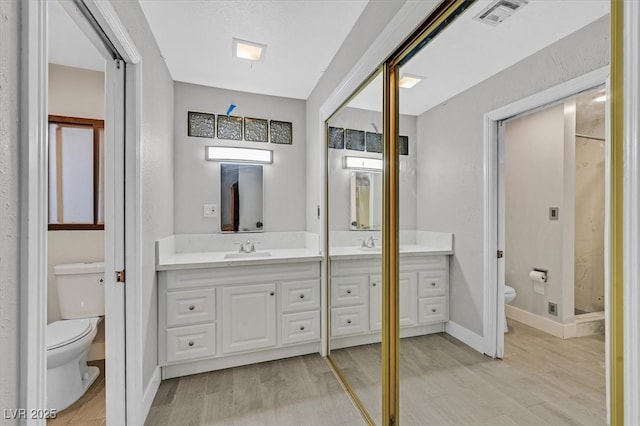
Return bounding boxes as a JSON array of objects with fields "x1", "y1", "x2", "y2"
[
  {"x1": 548, "y1": 302, "x2": 558, "y2": 316},
  {"x1": 203, "y1": 204, "x2": 218, "y2": 218}
]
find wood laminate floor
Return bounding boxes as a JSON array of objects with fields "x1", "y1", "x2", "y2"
[
  {"x1": 146, "y1": 319, "x2": 605, "y2": 425},
  {"x1": 331, "y1": 319, "x2": 605, "y2": 425},
  {"x1": 47, "y1": 360, "x2": 106, "y2": 426}
]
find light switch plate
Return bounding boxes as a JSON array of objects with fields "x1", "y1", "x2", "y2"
[{"x1": 203, "y1": 204, "x2": 218, "y2": 218}]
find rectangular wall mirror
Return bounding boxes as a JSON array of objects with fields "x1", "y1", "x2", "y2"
[
  {"x1": 220, "y1": 163, "x2": 264, "y2": 232},
  {"x1": 350, "y1": 171, "x2": 382, "y2": 230}
]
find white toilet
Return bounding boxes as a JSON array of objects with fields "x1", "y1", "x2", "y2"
[
  {"x1": 47, "y1": 262, "x2": 105, "y2": 411},
  {"x1": 504, "y1": 285, "x2": 517, "y2": 332}
]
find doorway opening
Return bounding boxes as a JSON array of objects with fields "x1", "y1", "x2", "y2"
[{"x1": 500, "y1": 86, "x2": 607, "y2": 339}]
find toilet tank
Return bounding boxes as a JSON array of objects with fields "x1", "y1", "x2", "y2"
[{"x1": 54, "y1": 262, "x2": 105, "y2": 319}]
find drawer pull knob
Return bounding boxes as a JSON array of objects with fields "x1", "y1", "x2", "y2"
[
  {"x1": 432, "y1": 308, "x2": 437, "y2": 313},
  {"x1": 431, "y1": 282, "x2": 436, "y2": 287},
  {"x1": 188, "y1": 340, "x2": 194, "y2": 347},
  {"x1": 347, "y1": 320, "x2": 352, "y2": 324},
  {"x1": 300, "y1": 326, "x2": 305, "y2": 331},
  {"x1": 270, "y1": 291, "x2": 275, "y2": 296},
  {"x1": 299, "y1": 294, "x2": 305, "y2": 299},
  {"x1": 372, "y1": 283, "x2": 377, "y2": 287},
  {"x1": 188, "y1": 305, "x2": 195, "y2": 311},
  {"x1": 346, "y1": 289, "x2": 352, "y2": 294}
]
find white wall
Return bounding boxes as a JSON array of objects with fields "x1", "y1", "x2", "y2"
[
  {"x1": 110, "y1": 0, "x2": 175, "y2": 389},
  {"x1": 415, "y1": 16, "x2": 609, "y2": 336},
  {"x1": 174, "y1": 82, "x2": 306, "y2": 234},
  {"x1": 505, "y1": 103, "x2": 569, "y2": 323},
  {"x1": 47, "y1": 64, "x2": 105, "y2": 325},
  {"x1": 328, "y1": 106, "x2": 417, "y2": 232},
  {"x1": 0, "y1": 0, "x2": 21, "y2": 415},
  {"x1": 49, "y1": 64, "x2": 104, "y2": 119}
]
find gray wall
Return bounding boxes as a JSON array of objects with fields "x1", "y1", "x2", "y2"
[
  {"x1": 0, "y1": 0, "x2": 21, "y2": 415},
  {"x1": 306, "y1": 0, "x2": 440, "y2": 235},
  {"x1": 108, "y1": 1, "x2": 175, "y2": 390},
  {"x1": 415, "y1": 16, "x2": 609, "y2": 336},
  {"x1": 505, "y1": 103, "x2": 568, "y2": 322},
  {"x1": 328, "y1": 107, "x2": 417, "y2": 231},
  {"x1": 174, "y1": 82, "x2": 306, "y2": 234}
]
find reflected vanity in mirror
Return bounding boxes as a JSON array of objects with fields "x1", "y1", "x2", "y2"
[
  {"x1": 220, "y1": 163, "x2": 264, "y2": 232},
  {"x1": 350, "y1": 171, "x2": 382, "y2": 230}
]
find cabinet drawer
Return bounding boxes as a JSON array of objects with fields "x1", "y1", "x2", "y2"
[
  {"x1": 166, "y1": 288, "x2": 216, "y2": 327},
  {"x1": 418, "y1": 296, "x2": 448, "y2": 324},
  {"x1": 418, "y1": 271, "x2": 447, "y2": 297},
  {"x1": 331, "y1": 276, "x2": 367, "y2": 307},
  {"x1": 331, "y1": 306, "x2": 368, "y2": 336},
  {"x1": 166, "y1": 323, "x2": 216, "y2": 363},
  {"x1": 281, "y1": 280, "x2": 320, "y2": 313},
  {"x1": 280, "y1": 311, "x2": 320, "y2": 345}
]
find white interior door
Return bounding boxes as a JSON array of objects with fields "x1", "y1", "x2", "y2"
[
  {"x1": 496, "y1": 120, "x2": 506, "y2": 357},
  {"x1": 104, "y1": 58, "x2": 127, "y2": 424}
]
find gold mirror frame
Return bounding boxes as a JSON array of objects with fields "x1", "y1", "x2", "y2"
[{"x1": 324, "y1": 0, "x2": 624, "y2": 424}]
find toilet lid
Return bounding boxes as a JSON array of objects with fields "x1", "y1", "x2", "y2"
[
  {"x1": 47, "y1": 319, "x2": 92, "y2": 351},
  {"x1": 504, "y1": 285, "x2": 516, "y2": 295}
]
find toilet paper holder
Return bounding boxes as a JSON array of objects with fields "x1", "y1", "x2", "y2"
[{"x1": 532, "y1": 267, "x2": 548, "y2": 283}]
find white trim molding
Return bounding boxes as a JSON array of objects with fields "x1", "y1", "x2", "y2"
[
  {"x1": 482, "y1": 66, "x2": 610, "y2": 358},
  {"x1": 20, "y1": 1, "x2": 48, "y2": 422},
  {"x1": 623, "y1": 0, "x2": 640, "y2": 423},
  {"x1": 141, "y1": 367, "x2": 161, "y2": 422},
  {"x1": 445, "y1": 321, "x2": 484, "y2": 354},
  {"x1": 505, "y1": 306, "x2": 578, "y2": 339}
]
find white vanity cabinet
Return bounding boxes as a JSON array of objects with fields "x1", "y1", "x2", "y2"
[
  {"x1": 330, "y1": 254, "x2": 449, "y2": 349},
  {"x1": 158, "y1": 261, "x2": 321, "y2": 379}
]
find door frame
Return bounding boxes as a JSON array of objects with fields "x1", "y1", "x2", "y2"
[
  {"x1": 20, "y1": 1, "x2": 143, "y2": 424},
  {"x1": 482, "y1": 66, "x2": 610, "y2": 358}
]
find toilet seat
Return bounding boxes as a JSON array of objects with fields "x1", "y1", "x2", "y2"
[
  {"x1": 504, "y1": 285, "x2": 516, "y2": 296},
  {"x1": 47, "y1": 319, "x2": 92, "y2": 351}
]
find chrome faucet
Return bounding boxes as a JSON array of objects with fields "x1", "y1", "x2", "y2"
[
  {"x1": 362, "y1": 236, "x2": 377, "y2": 248},
  {"x1": 238, "y1": 239, "x2": 256, "y2": 253}
]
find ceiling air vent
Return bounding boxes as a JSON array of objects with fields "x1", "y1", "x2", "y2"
[{"x1": 473, "y1": 0, "x2": 528, "y2": 26}]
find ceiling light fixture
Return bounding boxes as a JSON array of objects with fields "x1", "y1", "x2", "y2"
[
  {"x1": 232, "y1": 38, "x2": 267, "y2": 62},
  {"x1": 593, "y1": 95, "x2": 607, "y2": 102},
  {"x1": 205, "y1": 146, "x2": 273, "y2": 164},
  {"x1": 398, "y1": 74, "x2": 424, "y2": 89}
]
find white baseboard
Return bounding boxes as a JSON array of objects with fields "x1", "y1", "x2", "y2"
[
  {"x1": 141, "y1": 366, "x2": 161, "y2": 424},
  {"x1": 445, "y1": 321, "x2": 484, "y2": 354},
  {"x1": 506, "y1": 305, "x2": 576, "y2": 339}
]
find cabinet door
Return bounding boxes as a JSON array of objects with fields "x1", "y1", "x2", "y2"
[
  {"x1": 222, "y1": 283, "x2": 276, "y2": 354},
  {"x1": 369, "y1": 273, "x2": 418, "y2": 331}
]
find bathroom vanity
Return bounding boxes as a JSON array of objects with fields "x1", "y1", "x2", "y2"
[
  {"x1": 328, "y1": 243, "x2": 452, "y2": 349},
  {"x1": 156, "y1": 234, "x2": 322, "y2": 379}
]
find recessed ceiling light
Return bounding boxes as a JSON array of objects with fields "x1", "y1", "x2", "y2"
[
  {"x1": 398, "y1": 74, "x2": 424, "y2": 89},
  {"x1": 232, "y1": 38, "x2": 267, "y2": 62},
  {"x1": 473, "y1": 0, "x2": 528, "y2": 26}
]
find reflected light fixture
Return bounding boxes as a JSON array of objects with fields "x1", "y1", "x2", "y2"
[
  {"x1": 343, "y1": 156, "x2": 383, "y2": 171},
  {"x1": 205, "y1": 146, "x2": 273, "y2": 164},
  {"x1": 232, "y1": 38, "x2": 267, "y2": 62},
  {"x1": 593, "y1": 95, "x2": 607, "y2": 102},
  {"x1": 398, "y1": 74, "x2": 424, "y2": 89}
]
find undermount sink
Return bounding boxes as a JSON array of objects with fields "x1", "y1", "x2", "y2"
[
  {"x1": 356, "y1": 247, "x2": 406, "y2": 252},
  {"x1": 358, "y1": 246, "x2": 382, "y2": 252},
  {"x1": 224, "y1": 251, "x2": 272, "y2": 259}
]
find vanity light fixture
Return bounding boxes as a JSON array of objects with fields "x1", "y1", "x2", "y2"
[
  {"x1": 398, "y1": 74, "x2": 424, "y2": 89},
  {"x1": 205, "y1": 146, "x2": 273, "y2": 164},
  {"x1": 232, "y1": 38, "x2": 267, "y2": 62},
  {"x1": 343, "y1": 156, "x2": 383, "y2": 171}
]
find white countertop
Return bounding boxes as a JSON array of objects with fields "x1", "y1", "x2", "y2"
[
  {"x1": 157, "y1": 248, "x2": 323, "y2": 271},
  {"x1": 329, "y1": 244, "x2": 453, "y2": 260}
]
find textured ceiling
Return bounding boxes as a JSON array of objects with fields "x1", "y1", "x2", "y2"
[
  {"x1": 138, "y1": 0, "x2": 369, "y2": 100},
  {"x1": 348, "y1": 0, "x2": 610, "y2": 116}
]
